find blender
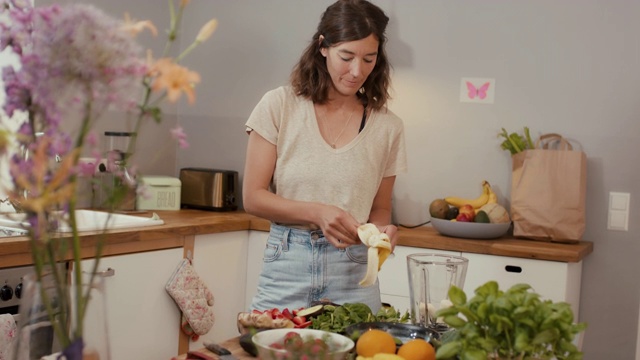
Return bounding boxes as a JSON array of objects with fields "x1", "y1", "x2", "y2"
[
  {"x1": 93, "y1": 131, "x2": 137, "y2": 210},
  {"x1": 407, "y1": 253, "x2": 468, "y2": 333}
]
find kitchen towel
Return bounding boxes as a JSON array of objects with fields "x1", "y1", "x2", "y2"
[
  {"x1": 0, "y1": 314, "x2": 17, "y2": 360},
  {"x1": 166, "y1": 258, "x2": 215, "y2": 336}
]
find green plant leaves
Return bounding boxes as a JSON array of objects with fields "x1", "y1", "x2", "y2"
[{"x1": 434, "y1": 281, "x2": 587, "y2": 360}]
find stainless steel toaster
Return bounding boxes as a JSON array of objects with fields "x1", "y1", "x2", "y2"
[{"x1": 179, "y1": 168, "x2": 238, "y2": 211}]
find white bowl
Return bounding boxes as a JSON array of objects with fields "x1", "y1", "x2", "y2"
[
  {"x1": 252, "y1": 328, "x2": 354, "y2": 360},
  {"x1": 431, "y1": 217, "x2": 511, "y2": 239}
]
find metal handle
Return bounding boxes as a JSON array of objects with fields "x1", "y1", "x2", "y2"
[{"x1": 95, "y1": 267, "x2": 115, "y2": 277}]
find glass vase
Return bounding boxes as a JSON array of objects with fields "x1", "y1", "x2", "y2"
[{"x1": 13, "y1": 271, "x2": 111, "y2": 360}]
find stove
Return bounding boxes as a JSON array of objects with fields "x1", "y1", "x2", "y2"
[{"x1": 0, "y1": 265, "x2": 33, "y2": 316}]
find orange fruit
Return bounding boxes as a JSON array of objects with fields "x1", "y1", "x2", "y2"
[
  {"x1": 355, "y1": 329, "x2": 397, "y2": 357},
  {"x1": 397, "y1": 339, "x2": 435, "y2": 360}
]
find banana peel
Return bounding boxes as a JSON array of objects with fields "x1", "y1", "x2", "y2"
[{"x1": 358, "y1": 223, "x2": 392, "y2": 287}]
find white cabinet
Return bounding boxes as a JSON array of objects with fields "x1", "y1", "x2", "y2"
[
  {"x1": 245, "y1": 230, "x2": 269, "y2": 310},
  {"x1": 462, "y1": 252, "x2": 583, "y2": 318},
  {"x1": 189, "y1": 231, "x2": 250, "y2": 350},
  {"x1": 378, "y1": 246, "x2": 460, "y2": 313},
  {"x1": 80, "y1": 247, "x2": 184, "y2": 360}
]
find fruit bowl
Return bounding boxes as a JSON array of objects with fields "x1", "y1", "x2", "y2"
[
  {"x1": 252, "y1": 328, "x2": 354, "y2": 360},
  {"x1": 344, "y1": 322, "x2": 439, "y2": 348},
  {"x1": 430, "y1": 217, "x2": 511, "y2": 239}
]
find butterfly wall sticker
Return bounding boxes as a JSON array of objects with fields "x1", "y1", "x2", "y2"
[
  {"x1": 466, "y1": 81, "x2": 490, "y2": 100},
  {"x1": 460, "y1": 77, "x2": 495, "y2": 104}
]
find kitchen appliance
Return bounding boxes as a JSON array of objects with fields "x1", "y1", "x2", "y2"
[
  {"x1": 179, "y1": 168, "x2": 238, "y2": 211},
  {"x1": 137, "y1": 176, "x2": 181, "y2": 211},
  {"x1": 104, "y1": 131, "x2": 134, "y2": 164},
  {"x1": 407, "y1": 253, "x2": 468, "y2": 333},
  {"x1": 0, "y1": 265, "x2": 31, "y2": 317}
]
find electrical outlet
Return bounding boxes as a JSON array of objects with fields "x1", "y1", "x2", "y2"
[{"x1": 460, "y1": 77, "x2": 495, "y2": 104}]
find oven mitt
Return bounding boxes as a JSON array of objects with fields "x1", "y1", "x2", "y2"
[{"x1": 166, "y1": 258, "x2": 215, "y2": 336}]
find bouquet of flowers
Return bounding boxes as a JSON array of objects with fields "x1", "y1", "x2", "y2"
[{"x1": 0, "y1": 0, "x2": 216, "y2": 358}]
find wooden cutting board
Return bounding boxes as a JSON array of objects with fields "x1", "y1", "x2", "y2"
[{"x1": 172, "y1": 337, "x2": 254, "y2": 360}]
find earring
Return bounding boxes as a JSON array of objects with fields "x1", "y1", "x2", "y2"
[{"x1": 359, "y1": 87, "x2": 365, "y2": 94}]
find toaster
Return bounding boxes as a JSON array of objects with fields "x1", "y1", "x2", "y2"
[{"x1": 179, "y1": 168, "x2": 238, "y2": 211}]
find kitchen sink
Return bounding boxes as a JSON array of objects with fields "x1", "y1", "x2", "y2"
[{"x1": 0, "y1": 209, "x2": 164, "y2": 235}]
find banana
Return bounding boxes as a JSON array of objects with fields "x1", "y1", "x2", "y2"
[
  {"x1": 445, "y1": 180, "x2": 492, "y2": 209},
  {"x1": 357, "y1": 223, "x2": 392, "y2": 287},
  {"x1": 487, "y1": 184, "x2": 498, "y2": 204}
]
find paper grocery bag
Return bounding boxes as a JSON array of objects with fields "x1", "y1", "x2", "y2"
[{"x1": 510, "y1": 134, "x2": 587, "y2": 243}]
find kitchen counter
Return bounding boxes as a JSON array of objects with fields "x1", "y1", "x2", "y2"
[{"x1": 0, "y1": 209, "x2": 593, "y2": 268}]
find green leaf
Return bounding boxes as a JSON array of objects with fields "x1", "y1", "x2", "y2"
[
  {"x1": 444, "y1": 315, "x2": 467, "y2": 328},
  {"x1": 532, "y1": 328, "x2": 558, "y2": 345},
  {"x1": 475, "y1": 281, "x2": 499, "y2": 297},
  {"x1": 435, "y1": 341, "x2": 461, "y2": 359},
  {"x1": 436, "y1": 306, "x2": 459, "y2": 318},
  {"x1": 514, "y1": 330, "x2": 530, "y2": 352},
  {"x1": 461, "y1": 349, "x2": 488, "y2": 360},
  {"x1": 449, "y1": 286, "x2": 467, "y2": 306}
]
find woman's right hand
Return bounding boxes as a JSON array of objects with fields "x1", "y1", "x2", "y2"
[{"x1": 315, "y1": 205, "x2": 361, "y2": 248}]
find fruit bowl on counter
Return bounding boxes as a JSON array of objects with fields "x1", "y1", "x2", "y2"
[{"x1": 430, "y1": 217, "x2": 511, "y2": 239}]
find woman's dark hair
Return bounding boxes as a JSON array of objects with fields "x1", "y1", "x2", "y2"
[{"x1": 290, "y1": 0, "x2": 391, "y2": 110}]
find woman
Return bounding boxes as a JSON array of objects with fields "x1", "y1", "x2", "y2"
[{"x1": 243, "y1": 0, "x2": 407, "y2": 313}]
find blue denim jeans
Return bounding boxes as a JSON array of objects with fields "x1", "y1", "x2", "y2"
[{"x1": 250, "y1": 223, "x2": 382, "y2": 313}]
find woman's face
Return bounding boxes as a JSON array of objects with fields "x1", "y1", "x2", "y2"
[{"x1": 320, "y1": 34, "x2": 379, "y2": 98}]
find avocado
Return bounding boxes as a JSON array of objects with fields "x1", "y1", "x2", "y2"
[{"x1": 475, "y1": 210, "x2": 490, "y2": 223}]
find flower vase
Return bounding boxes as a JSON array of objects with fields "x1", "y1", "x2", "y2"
[{"x1": 13, "y1": 272, "x2": 111, "y2": 360}]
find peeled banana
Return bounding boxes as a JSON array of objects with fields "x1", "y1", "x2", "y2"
[
  {"x1": 357, "y1": 223, "x2": 392, "y2": 287},
  {"x1": 445, "y1": 180, "x2": 497, "y2": 209}
]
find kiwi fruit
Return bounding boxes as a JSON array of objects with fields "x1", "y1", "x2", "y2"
[{"x1": 429, "y1": 199, "x2": 449, "y2": 219}]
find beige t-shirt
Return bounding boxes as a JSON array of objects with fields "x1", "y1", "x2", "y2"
[{"x1": 245, "y1": 86, "x2": 407, "y2": 224}]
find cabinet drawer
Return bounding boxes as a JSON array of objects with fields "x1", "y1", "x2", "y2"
[
  {"x1": 378, "y1": 246, "x2": 460, "y2": 303},
  {"x1": 462, "y1": 252, "x2": 582, "y2": 316}
]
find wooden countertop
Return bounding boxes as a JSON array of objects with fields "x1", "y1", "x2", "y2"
[{"x1": 0, "y1": 209, "x2": 593, "y2": 268}]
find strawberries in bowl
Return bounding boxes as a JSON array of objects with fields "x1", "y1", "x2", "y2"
[{"x1": 237, "y1": 307, "x2": 312, "y2": 335}]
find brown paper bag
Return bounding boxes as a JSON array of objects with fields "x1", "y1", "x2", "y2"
[{"x1": 510, "y1": 134, "x2": 587, "y2": 243}]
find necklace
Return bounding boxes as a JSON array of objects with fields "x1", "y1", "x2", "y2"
[{"x1": 321, "y1": 106, "x2": 355, "y2": 149}]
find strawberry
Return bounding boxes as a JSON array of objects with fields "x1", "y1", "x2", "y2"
[{"x1": 292, "y1": 316, "x2": 307, "y2": 325}]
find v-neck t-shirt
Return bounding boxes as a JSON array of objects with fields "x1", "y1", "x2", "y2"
[{"x1": 245, "y1": 86, "x2": 407, "y2": 224}]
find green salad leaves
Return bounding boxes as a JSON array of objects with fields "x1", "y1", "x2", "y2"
[{"x1": 309, "y1": 303, "x2": 410, "y2": 334}]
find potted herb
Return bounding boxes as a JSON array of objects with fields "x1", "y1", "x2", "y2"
[{"x1": 435, "y1": 281, "x2": 587, "y2": 360}]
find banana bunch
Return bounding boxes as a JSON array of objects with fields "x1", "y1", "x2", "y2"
[
  {"x1": 357, "y1": 223, "x2": 392, "y2": 287},
  {"x1": 445, "y1": 180, "x2": 497, "y2": 209}
]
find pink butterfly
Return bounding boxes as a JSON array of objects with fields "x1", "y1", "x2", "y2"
[{"x1": 466, "y1": 81, "x2": 490, "y2": 100}]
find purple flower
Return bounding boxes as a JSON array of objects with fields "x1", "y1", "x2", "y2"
[
  {"x1": 170, "y1": 125, "x2": 190, "y2": 149},
  {"x1": 3, "y1": 3, "x2": 147, "y2": 131}
]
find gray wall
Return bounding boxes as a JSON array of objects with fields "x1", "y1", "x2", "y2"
[{"x1": 3, "y1": 1, "x2": 638, "y2": 358}]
